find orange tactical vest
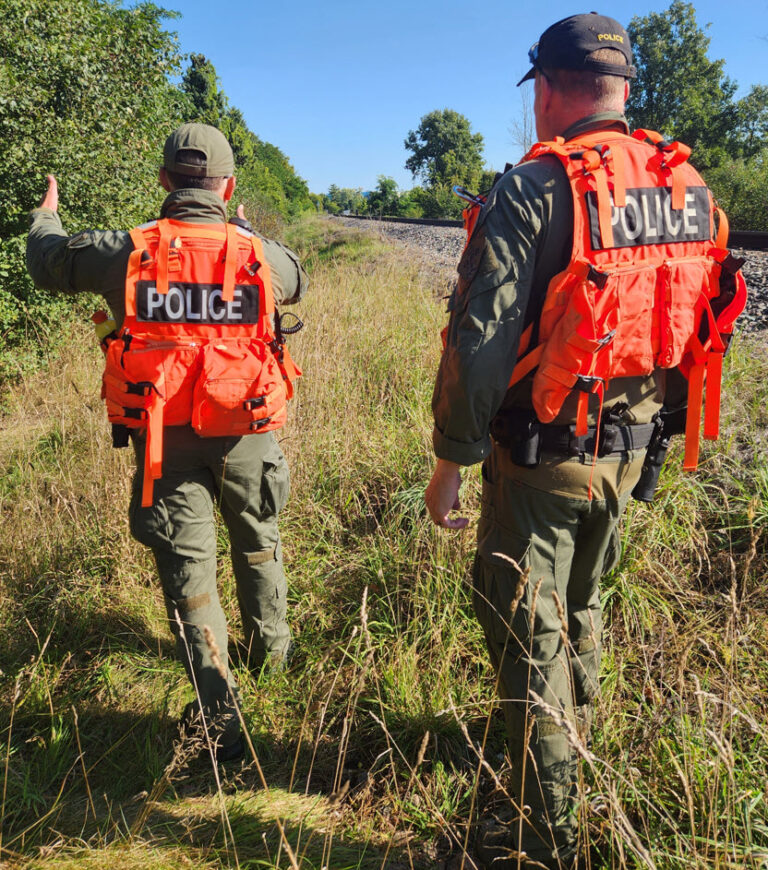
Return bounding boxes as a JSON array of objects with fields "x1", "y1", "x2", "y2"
[
  {"x1": 102, "y1": 218, "x2": 301, "y2": 508},
  {"x1": 461, "y1": 128, "x2": 747, "y2": 471}
]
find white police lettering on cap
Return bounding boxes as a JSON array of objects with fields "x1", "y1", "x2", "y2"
[{"x1": 136, "y1": 281, "x2": 259, "y2": 323}]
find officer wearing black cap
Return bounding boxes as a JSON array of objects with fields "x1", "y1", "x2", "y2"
[
  {"x1": 426, "y1": 12, "x2": 695, "y2": 869},
  {"x1": 517, "y1": 12, "x2": 636, "y2": 85},
  {"x1": 27, "y1": 123, "x2": 308, "y2": 763}
]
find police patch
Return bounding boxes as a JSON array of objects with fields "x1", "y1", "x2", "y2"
[
  {"x1": 136, "y1": 281, "x2": 260, "y2": 323},
  {"x1": 586, "y1": 186, "x2": 711, "y2": 250}
]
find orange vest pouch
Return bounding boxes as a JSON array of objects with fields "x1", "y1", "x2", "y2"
[
  {"x1": 191, "y1": 339, "x2": 288, "y2": 436},
  {"x1": 508, "y1": 129, "x2": 747, "y2": 470},
  {"x1": 103, "y1": 219, "x2": 301, "y2": 506}
]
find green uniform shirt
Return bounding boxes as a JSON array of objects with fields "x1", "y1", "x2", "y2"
[
  {"x1": 432, "y1": 113, "x2": 686, "y2": 487},
  {"x1": 26, "y1": 188, "x2": 308, "y2": 328}
]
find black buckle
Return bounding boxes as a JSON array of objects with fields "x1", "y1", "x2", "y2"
[
  {"x1": 598, "y1": 424, "x2": 619, "y2": 456},
  {"x1": 122, "y1": 408, "x2": 146, "y2": 420},
  {"x1": 126, "y1": 381, "x2": 153, "y2": 396},
  {"x1": 250, "y1": 417, "x2": 272, "y2": 431},
  {"x1": 587, "y1": 265, "x2": 609, "y2": 290},
  {"x1": 243, "y1": 397, "x2": 266, "y2": 410},
  {"x1": 573, "y1": 375, "x2": 604, "y2": 393}
]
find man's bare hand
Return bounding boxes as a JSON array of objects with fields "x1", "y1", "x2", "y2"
[
  {"x1": 236, "y1": 203, "x2": 246, "y2": 221},
  {"x1": 39, "y1": 175, "x2": 58, "y2": 211},
  {"x1": 425, "y1": 459, "x2": 469, "y2": 530}
]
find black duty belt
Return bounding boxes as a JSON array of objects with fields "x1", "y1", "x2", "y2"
[{"x1": 539, "y1": 422, "x2": 658, "y2": 457}]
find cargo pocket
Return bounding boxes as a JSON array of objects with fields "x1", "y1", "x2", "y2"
[
  {"x1": 192, "y1": 340, "x2": 287, "y2": 437},
  {"x1": 260, "y1": 449, "x2": 290, "y2": 519},
  {"x1": 104, "y1": 338, "x2": 199, "y2": 427},
  {"x1": 129, "y1": 478, "x2": 172, "y2": 547}
]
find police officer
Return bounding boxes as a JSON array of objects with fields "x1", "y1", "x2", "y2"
[
  {"x1": 425, "y1": 14, "x2": 704, "y2": 869},
  {"x1": 27, "y1": 124, "x2": 308, "y2": 762}
]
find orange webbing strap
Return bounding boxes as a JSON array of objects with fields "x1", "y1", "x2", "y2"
[
  {"x1": 517, "y1": 322, "x2": 534, "y2": 358},
  {"x1": 683, "y1": 362, "x2": 705, "y2": 470},
  {"x1": 608, "y1": 144, "x2": 626, "y2": 208},
  {"x1": 250, "y1": 236, "x2": 276, "y2": 328},
  {"x1": 699, "y1": 300, "x2": 727, "y2": 441},
  {"x1": 222, "y1": 223, "x2": 239, "y2": 303},
  {"x1": 508, "y1": 344, "x2": 544, "y2": 389},
  {"x1": 661, "y1": 142, "x2": 691, "y2": 210},
  {"x1": 714, "y1": 206, "x2": 729, "y2": 249},
  {"x1": 581, "y1": 152, "x2": 614, "y2": 249},
  {"x1": 593, "y1": 165, "x2": 615, "y2": 250},
  {"x1": 576, "y1": 391, "x2": 590, "y2": 437},
  {"x1": 703, "y1": 351, "x2": 723, "y2": 441},
  {"x1": 278, "y1": 345, "x2": 302, "y2": 399},
  {"x1": 156, "y1": 221, "x2": 173, "y2": 296},
  {"x1": 141, "y1": 391, "x2": 165, "y2": 508},
  {"x1": 669, "y1": 165, "x2": 687, "y2": 211},
  {"x1": 127, "y1": 228, "x2": 149, "y2": 318}
]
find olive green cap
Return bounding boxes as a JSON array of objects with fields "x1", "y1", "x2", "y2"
[{"x1": 162, "y1": 123, "x2": 234, "y2": 177}]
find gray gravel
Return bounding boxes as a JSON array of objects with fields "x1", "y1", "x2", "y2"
[{"x1": 334, "y1": 216, "x2": 768, "y2": 334}]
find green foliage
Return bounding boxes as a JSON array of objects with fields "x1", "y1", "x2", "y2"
[
  {"x1": 180, "y1": 54, "x2": 312, "y2": 219},
  {"x1": 734, "y1": 85, "x2": 768, "y2": 160},
  {"x1": 324, "y1": 184, "x2": 367, "y2": 215},
  {"x1": 366, "y1": 176, "x2": 400, "y2": 216},
  {"x1": 405, "y1": 109, "x2": 485, "y2": 189},
  {"x1": 0, "y1": 0, "x2": 185, "y2": 359},
  {"x1": 704, "y1": 149, "x2": 768, "y2": 231},
  {"x1": 626, "y1": 1, "x2": 741, "y2": 169},
  {"x1": 0, "y1": 0, "x2": 185, "y2": 238},
  {"x1": 403, "y1": 109, "x2": 489, "y2": 218}
]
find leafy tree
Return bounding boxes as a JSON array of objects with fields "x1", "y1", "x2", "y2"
[
  {"x1": 405, "y1": 109, "x2": 485, "y2": 188},
  {"x1": 626, "y1": 1, "x2": 738, "y2": 168},
  {"x1": 734, "y1": 85, "x2": 768, "y2": 159},
  {"x1": 705, "y1": 149, "x2": 768, "y2": 231},
  {"x1": 325, "y1": 186, "x2": 366, "y2": 214},
  {"x1": 366, "y1": 176, "x2": 400, "y2": 216},
  {"x1": 396, "y1": 189, "x2": 424, "y2": 218},
  {"x1": 404, "y1": 109, "x2": 488, "y2": 218}
]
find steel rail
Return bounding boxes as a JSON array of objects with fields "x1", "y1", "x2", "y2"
[{"x1": 337, "y1": 214, "x2": 768, "y2": 250}]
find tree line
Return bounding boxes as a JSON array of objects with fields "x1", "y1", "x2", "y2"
[{"x1": 319, "y1": 1, "x2": 768, "y2": 231}]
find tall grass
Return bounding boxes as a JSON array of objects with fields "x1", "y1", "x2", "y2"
[{"x1": 0, "y1": 215, "x2": 767, "y2": 868}]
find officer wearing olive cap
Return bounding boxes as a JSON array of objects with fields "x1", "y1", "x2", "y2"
[
  {"x1": 27, "y1": 123, "x2": 308, "y2": 762},
  {"x1": 425, "y1": 12, "x2": 697, "y2": 868}
]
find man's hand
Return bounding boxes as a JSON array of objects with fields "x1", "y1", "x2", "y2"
[
  {"x1": 425, "y1": 459, "x2": 469, "y2": 530},
  {"x1": 236, "y1": 203, "x2": 246, "y2": 221},
  {"x1": 39, "y1": 175, "x2": 58, "y2": 211}
]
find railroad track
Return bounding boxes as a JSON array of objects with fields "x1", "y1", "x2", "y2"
[{"x1": 340, "y1": 213, "x2": 768, "y2": 251}]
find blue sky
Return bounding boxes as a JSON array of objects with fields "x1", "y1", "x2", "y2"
[{"x1": 161, "y1": 0, "x2": 767, "y2": 194}]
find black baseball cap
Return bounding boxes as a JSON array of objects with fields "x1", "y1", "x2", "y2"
[
  {"x1": 162, "y1": 123, "x2": 235, "y2": 177},
  {"x1": 517, "y1": 12, "x2": 636, "y2": 85}
]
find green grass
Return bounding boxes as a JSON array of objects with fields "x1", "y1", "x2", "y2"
[{"x1": 1, "y1": 217, "x2": 767, "y2": 868}]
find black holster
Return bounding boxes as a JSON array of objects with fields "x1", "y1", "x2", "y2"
[
  {"x1": 490, "y1": 411, "x2": 541, "y2": 468},
  {"x1": 631, "y1": 406, "x2": 686, "y2": 503}
]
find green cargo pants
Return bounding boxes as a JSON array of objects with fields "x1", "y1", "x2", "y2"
[
  {"x1": 472, "y1": 444, "x2": 639, "y2": 866},
  {"x1": 129, "y1": 425, "x2": 291, "y2": 744}
]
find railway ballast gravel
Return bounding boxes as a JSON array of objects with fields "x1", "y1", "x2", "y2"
[{"x1": 334, "y1": 216, "x2": 768, "y2": 334}]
